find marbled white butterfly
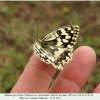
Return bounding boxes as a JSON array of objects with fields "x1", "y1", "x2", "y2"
[{"x1": 33, "y1": 25, "x2": 79, "y2": 70}]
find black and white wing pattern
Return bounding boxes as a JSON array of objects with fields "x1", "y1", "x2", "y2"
[{"x1": 33, "y1": 25, "x2": 79, "y2": 70}]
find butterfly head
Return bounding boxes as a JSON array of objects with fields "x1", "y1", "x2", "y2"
[{"x1": 35, "y1": 39, "x2": 48, "y2": 49}]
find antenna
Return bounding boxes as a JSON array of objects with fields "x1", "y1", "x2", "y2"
[
  {"x1": 26, "y1": 31, "x2": 37, "y2": 40},
  {"x1": 27, "y1": 22, "x2": 40, "y2": 41},
  {"x1": 37, "y1": 22, "x2": 39, "y2": 39}
]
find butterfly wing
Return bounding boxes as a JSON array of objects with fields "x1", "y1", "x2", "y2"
[{"x1": 42, "y1": 25, "x2": 79, "y2": 69}]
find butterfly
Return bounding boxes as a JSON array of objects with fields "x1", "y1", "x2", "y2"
[{"x1": 33, "y1": 25, "x2": 79, "y2": 70}]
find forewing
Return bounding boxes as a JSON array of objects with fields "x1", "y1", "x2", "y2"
[{"x1": 42, "y1": 25, "x2": 79, "y2": 59}]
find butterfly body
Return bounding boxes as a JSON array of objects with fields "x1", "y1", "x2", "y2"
[{"x1": 33, "y1": 25, "x2": 79, "y2": 70}]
